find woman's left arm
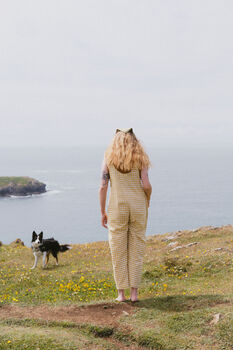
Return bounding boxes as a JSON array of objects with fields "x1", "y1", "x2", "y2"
[
  {"x1": 99, "y1": 161, "x2": 109, "y2": 228},
  {"x1": 141, "y1": 167, "x2": 152, "y2": 207}
]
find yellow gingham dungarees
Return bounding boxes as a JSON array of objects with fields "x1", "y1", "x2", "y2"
[{"x1": 107, "y1": 165, "x2": 148, "y2": 289}]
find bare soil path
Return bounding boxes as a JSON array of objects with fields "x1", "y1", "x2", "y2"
[
  {"x1": 0, "y1": 302, "x2": 145, "y2": 349},
  {"x1": 0, "y1": 301, "x2": 138, "y2": 327}
]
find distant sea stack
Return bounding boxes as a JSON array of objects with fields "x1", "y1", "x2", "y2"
[{"x1": 0, "y1": 177, "x2": 46, "y2": 197}]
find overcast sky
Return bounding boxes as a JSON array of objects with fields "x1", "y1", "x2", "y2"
[{"x1": 0, "y1": 0, "x2": 233, "y2": 148}]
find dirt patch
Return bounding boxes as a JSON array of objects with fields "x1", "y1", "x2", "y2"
[{"x1": 0, "y1": 302, "x2": 137, "y2": 327}]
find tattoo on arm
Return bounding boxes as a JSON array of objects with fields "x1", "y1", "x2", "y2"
[{"x1": 102, "y1": 171, "x2": 110, "y2": 186}]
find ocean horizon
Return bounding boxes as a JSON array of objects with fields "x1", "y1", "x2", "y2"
[{"x1": 0, "y1": 145, "x2": 232, "y2": 247}]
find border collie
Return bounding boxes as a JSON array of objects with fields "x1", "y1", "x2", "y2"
[{"x1": 31, "y1": 231, "x2": 71, "y2": 269}]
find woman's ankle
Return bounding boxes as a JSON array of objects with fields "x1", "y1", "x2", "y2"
[
  {"x1": 118, "y1": 289, "x2": 125, "y2": 296},
  {"x1": 130, "y1": 287, "x2": 138, "y2": 300}
]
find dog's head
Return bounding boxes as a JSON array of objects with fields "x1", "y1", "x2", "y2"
[{"x1": 32, "y1": 231, "x2": 43, "y2": 245}]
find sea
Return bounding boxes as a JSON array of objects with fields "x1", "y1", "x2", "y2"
[{"x1": 0, "y1": 146, "x2": 232, "y2": 247}]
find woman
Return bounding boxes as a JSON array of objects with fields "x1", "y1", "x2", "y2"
[{"x1": 99, "y1": 128, "x2": 152, "y2": 302}]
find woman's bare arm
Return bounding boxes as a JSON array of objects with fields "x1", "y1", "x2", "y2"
[
  {"x1": 141, "y1": 168, "x2": 152, "y2": 206},
  {"x1": 98, "y1": 161, "x2": 109, "y2": 228}
]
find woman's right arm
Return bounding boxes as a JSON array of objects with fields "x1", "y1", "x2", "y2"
[
  {"x1": 98, "y1": 161, "x2": 110, "y2": 228},
  {"x1": 141, "y1": 168, "x2": 152, "y2": 206}
]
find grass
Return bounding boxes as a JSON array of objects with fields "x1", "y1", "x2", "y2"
[
  {"x1": 0, "y1": 177, "x2": 36, "y2": 187},
  {"x1": 0, "y1": 320, "x2": 114, "y2": 350},
  {"x1": 0, "y1": 224, "x2": 233, "y2": 349},
  {"x1": 0, "y1": 241, "x2": 116, "y2": 304}
]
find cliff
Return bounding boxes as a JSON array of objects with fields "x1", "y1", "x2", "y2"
[
  {"x1": 0, "y1": 177, "x2": 46, "y2": 196},
  {"x1": 0, "y1": 225, "x2": 232, "y2": 350}
]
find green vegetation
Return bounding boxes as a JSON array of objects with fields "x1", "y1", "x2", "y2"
[
  {"x1": 0, "y1": 225, "x2": 233, "y2": 349},
  {"x1": 0, "y1": 241, "x2": 116, "y2": 304},
  {"x1": 0, "y1": 177, "x2": 35, "y2": 187}
]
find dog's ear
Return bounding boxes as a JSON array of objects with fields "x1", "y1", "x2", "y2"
[
  {"x1": 39, "y1": 231, "x2": 43, "y2": 241},
  {"x1": 32, "y1": 231, "x2": 37, "y2": 242}
]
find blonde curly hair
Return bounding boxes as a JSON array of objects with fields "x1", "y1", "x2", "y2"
[{"x1": 104, "y1": 129, "x2": 151, "y2": 173}]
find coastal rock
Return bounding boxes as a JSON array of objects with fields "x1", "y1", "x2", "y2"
[
  {"x1": 186, "y1": 242, "x2": 199, "y2": 247},
  {"x1": 210, "y1": 313, "x2": 222, "y2": 325},
  {"x1": 170, "y1": 242, "x2": 199, "y2": 252},
  {"x1": 214, "y1": 247, "x2": 233, "y2": 252},
  {"x1": 170, "y1": 245, "x2": 183, "y2": 251},
  {"x1": 10, "y1": 238, "x2": 24, "y2": 246},
  {"x1": 0, "y1": 177, "x2": 46, "y2": 197},
  {"x1": 162, "y1": 235, "x2": 177, "y2": 242},
  {"x1": 167, "y1": 241, "x2": 178, "y2": 247}
]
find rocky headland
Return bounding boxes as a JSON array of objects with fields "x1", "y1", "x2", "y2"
[{"x1": 0, "y1": 177, "x2": 46, "y2": 196}]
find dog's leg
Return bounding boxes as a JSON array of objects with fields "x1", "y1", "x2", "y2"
[
  {"x1": 42, "y1": 252, "x2": 47, "y2": 268},
  {"x1": 55, "y1": 255, "x2": 59, "y2": 266},
  {"x1": 51, "y1": 250, "x2": 59, "y2": 266},
  {"x1": 31, "y1": 253, "x2": 38, "y2": 269},
  {"x1": 46, "y1": 252, "x2": 50, "y2": 265}
]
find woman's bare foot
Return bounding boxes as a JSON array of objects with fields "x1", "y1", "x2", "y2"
[
  {"x1": 130, "y1": 287, "x2": 138, "y2": 302},
  {"x1": 115, "y1": 296, "x2": 127, "y2": 302},
  {"x1": 115, "y1": 289, "x2": 127, "y2": 302}
]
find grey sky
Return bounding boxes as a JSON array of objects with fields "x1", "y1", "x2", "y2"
[{"x1": 0, "y1": 0, "x2": 233, "y2": 148}]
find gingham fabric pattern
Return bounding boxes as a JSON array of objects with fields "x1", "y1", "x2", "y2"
[{"x1": 107, "y1": 165, "x2": 148, "y2": 289}]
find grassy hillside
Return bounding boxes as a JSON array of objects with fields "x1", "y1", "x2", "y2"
[
  {"x1": 0, "y1": 177, "x2": 35, "y2": 187},
  {"x1": 0, "y1": 225, "x2": 233, "y2": 349}
]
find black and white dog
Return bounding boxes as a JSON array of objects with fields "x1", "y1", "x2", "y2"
[{"x1": 31, "y1": 231, "x2": 71, "y2": 269}]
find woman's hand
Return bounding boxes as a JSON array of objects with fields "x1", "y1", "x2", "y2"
[{"x1": 101, "y1": 212, "x2": 108, "y2": 228}]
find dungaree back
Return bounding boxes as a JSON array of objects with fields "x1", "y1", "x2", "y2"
[{"x1": 107, "y1": 165, "x2": 148, "y2": 289}]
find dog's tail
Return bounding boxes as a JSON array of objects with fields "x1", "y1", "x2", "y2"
[{"x1": 59, "y1": 244, "x2": 72, "y2": 253}]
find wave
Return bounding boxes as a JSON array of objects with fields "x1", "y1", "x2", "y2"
[
  {"x1": 40, "y1": 190, "x2": 61, "y2": 196},
  {"x1": 1, "y1": 189, "x2": 61, "y2": 200}
]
